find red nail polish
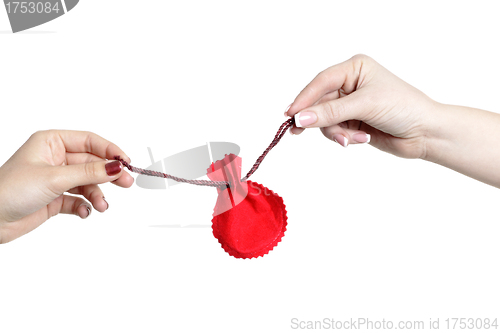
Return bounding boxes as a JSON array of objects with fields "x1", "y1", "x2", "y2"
[{"x1": 105, "y1": 160, "x2": 122, "y2": 176}]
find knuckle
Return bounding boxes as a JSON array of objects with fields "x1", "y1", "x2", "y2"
[
  {"x1": 30, "y1": 130, "x2": 61, "y2": 151},
  {"x1": 323, "y1": 103, "x2": 336, "y2": 124},
  {"x1": 316, "y1": 69, "x2": 331, "y2": 84},
  {"x1": 336, "y1": 100, "x2": 347, "y2": 121},
  {"x1": 83, "y1": 131, "x2": 93, "y2": 152},
  {"x1": 304, "y1": 84, "x2": 317, "y2": 98},
  {"x1": 351, "y1": 54, "x2": 374, "y2": 71},
  {"x1": 83, "y1": 130, "x2": 97, "y2": 141},
  {"x1": 322, "y1": 101, "x2": 345, "y2": 125},
  {"x1": 351, "y1": 53, "x2": 371, "y2": 62},
  {"x1": 83, "y1": 163, "x2": 98, "y2": 182}
]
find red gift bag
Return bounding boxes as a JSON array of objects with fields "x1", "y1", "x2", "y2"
[{"x1": 207, "y1": 154, "x2": 287, "y2": 259}]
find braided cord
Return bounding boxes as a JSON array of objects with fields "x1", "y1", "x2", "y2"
[
  {"x1": 115, "y1": 117, "x2": 295, "y2": 188},
  {"x1": 241, "y1": 117, "x2": 294, "y2": 181}
]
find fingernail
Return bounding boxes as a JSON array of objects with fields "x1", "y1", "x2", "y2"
[
  {"x1": 352, "y1": 132, "x2": 371, "y2": 144},
  {"x1": 294, "y1": 111, "x2": 317, "y2": 127},
  {"x1": 105, "y1": 160, "x2": 122, "y2": 176},
  {"x1": 103, "y1": 197, "x2": 109, "y2": 210},
  {"x1": 284, "y1": 104, "x2": 292, "y2": 117},
  {"x1": 81, "y1": 205, "x2": 91, "y2": 219},
  {"x1": 333, "y1": 134, "x2": 348, "y2": 147}
]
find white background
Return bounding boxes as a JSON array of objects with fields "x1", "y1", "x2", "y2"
[{"x1": 1, "y1": 1, "x2": 499, "y2": 332}]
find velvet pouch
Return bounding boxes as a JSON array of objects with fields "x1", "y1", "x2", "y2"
[{"x1": 207, "y1": 154, "x2": 287, "y2": 259}]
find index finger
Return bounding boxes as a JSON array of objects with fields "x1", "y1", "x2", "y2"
[
  {"x1": 56, "y1": 130, "x2": 131, "y2": 163},
  {"x1": 287, "y1": 55, "x2": 364, "y2": 117}
]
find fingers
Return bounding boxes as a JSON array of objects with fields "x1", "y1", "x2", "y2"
[
  {"x1": 320, "y1": 123, "x2": 371, "y2": 147},
  {"x1": 289, "y1": 120, "x2": 372, "y2": 145},
  {"x1": 58, "y1": 195, "x2": 92, "y2": 219},
  {"x1": 49, "y1": 160, "x2": 126, "y2": 194},
  {"x1": 287, "y1": 54, "x2": 368, "y2": 117},
  {"x1": 288, "y1": 90, "x2": 343, "y2": 135},
  {"x1": 67, "y1": 184, "x2": 108, "y2": 212},
  {"x1": 1, "y1": 194, "x2": 94, "y2": 243},
  {"x1": 56, "y1": 130, "x2": 131, "y2": 163},
  {"x1": 65, "y1": 152, "x2": 103, "y2": 165},
  {"x1": 316, "y1": 90, "x2": 341, "y2": 106},
  {"x1": 46, "y1": 194, "x2": 92, "y2": 219},
  {"x1": 290, "y1": 126, "x2": 305, "y2": 135},
  {"x1": 59, "y1": 133, "x2": 134, "y2": 188},
  {"x1": 65, "y1": 152, "x2": 134, "y2": 188},
  {"x1": 285, "y1": 55, "x2": 375, "y2": 134},
  {"x1": 293, "y1": 92, "x2": 368, "y2": 128},
  {"x1": 112, "y1": 171, "x2": 134, "y2": 188}
]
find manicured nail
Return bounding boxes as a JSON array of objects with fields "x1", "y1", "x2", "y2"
[
  {"x1": 284, "y1": 104, "x2": 292, "y2": 117},
  {"x1": 105, "y1": 160, "x2": 122, "y2": 176},
  {"x1": 352, "y1": 132, "x2": 371, "y2": 144},
  {"x1": 103, "y1": 197, "x2": 109, "y2": 210},
  {"x1": 294, "y1": 111, "x2": 317, "y2": 127},
  {"x1": 80, "y1": 205, "x2": 91, "y2": 219},
  {"x1": 332, "y1": 134, "x2": 348, "y2": 147}
]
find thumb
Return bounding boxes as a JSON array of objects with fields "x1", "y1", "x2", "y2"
[
  {"x1": 293, "y1": 93, "x2": 367, "y2": 128},
  {"x1": 51, "y1": 160, "x2": 124, "y2": 193}
]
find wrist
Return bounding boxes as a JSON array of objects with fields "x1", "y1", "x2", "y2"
[
  {"x1": 421, "y1": 102, "x2": 500, "y2": 187},
  {"x1": 420, "y1": 101, "x2": 452, "y2": 164}
]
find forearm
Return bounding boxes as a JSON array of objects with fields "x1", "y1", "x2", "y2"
[{"x1": 424, "y1": 103, "x2": 500, "y2": 188}]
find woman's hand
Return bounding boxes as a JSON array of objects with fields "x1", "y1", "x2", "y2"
[
  {"x1": 0, "y1": 130, "x2": 133, "y2": 243},
  {"x1": 286, "y1": 54, "x2": 437, "y2": 159},
  {"x1": 287, "y1": 54, "x2": 500, "y2": 188}
]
